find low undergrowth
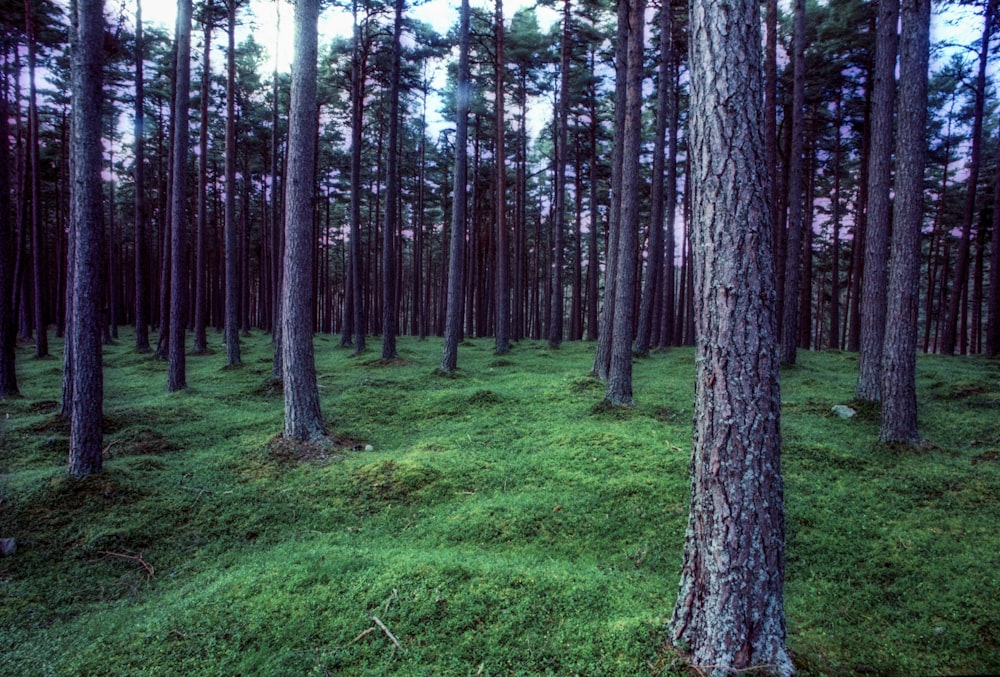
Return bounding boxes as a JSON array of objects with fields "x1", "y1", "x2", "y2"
[{"x1": 1, "y1": 331, "x2": 998, "y2": 676}]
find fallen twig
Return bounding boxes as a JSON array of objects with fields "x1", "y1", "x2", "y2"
[
  {"x1": 371, "y1": 615, "x2": 402, "y2": 650},
  {"x1": 96, "y1": 550, "x2": 155, "y2": 578},
  {"x1": 350, "y1": 627, "x2": 376, "y2": 644}
]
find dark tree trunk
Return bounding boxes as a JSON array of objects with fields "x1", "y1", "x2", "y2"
[
  {"x1": 0, "y1": 70, "x2": 18, "y2": 397},
  {"x1": 134, "y1": 0, "x2": 151, "y2": 353},
  {"x1": 68, "y1": 0, "x2": 106, "y2": 478},
  {"x1": 987, "y1": 128, "x2": 1000, "y2": 356},
  {"x1": 282, "y1": 0, "x2": 324, "y2": 441},
  {"x1": 659, "y1": 44, "x2": 679, "y2": 349},
  {"x1": 224, "y1": 0, "x2": 241, "y2": 365},
  {"x1": 168, "y1": 0, "x2": 193, "y2": 392},
  {"x1": 381, "y1": 0, "x2": 404, "y2": 361},
  {"x1": 670, "y1": 0, "x2": 790, "y2": 667},
  {"x1": 779, "y1": 0, "x2": 807, "y2": 365},
  {"x1": 495, "y1": 0, "x2": 510, "y2": 355},
  {"x1": 193, "y1": 7, "x2": 212, "y2": 355},
  {"x1": 941, "y1": 0, "x2": 994, "y2": 355},
  {"x1": 856, "y1": 0, "x2": 898, "y2": 399},
  {"x1": 349, "y1": 0, "x2": 366, "y2": 355},
  {"x1": 829, "y1": 95, "x2": 843, "y2": 350},
  {"x1": 441, "y1": 0, "x2": 470, "y2": 373},
  {"x1": 881, "y1": 0, "x2": 929, "y2": 443},
  {"x1": 586, "y1": 65, "x2": 600, "y2": 342},
  {"x1": 605, "y1": 0, "x2": 644, "y2": 405}
]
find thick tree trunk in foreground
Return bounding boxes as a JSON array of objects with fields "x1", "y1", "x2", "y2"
[
  {"x1": 881, "y1": 0, "x2": 929, "y2": 443},
  {"x1": 281, "y1": 0, "x2": 324, "y2": 442},
  {"x1": 441, "y1": 0, "x2": 470, "y2": 374},
  {"x1": 68, "y1": 0, "x2": 106, "y2": 478},
  {"x1": 856, "y1": 0, "x2": 898, "y2": 399},
  {"x1": 167, "y1": 0, "x2": 193, "y2": 392},
  {"x1": 670, "y1": 0, "x2": 791, "y2": 669}
]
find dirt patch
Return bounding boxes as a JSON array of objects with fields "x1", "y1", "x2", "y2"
[
  {"x1": 264, "y1": 434, "x2": 353, "y2": 465},
  {"x1": 971, "y1": 450, "x2": 999, "y2": 466},
  {"x1": 105, "y1": 428, "x2": 178, "y2": 457}
]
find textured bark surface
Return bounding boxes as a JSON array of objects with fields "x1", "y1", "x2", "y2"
[
  {"x1": 281, "y1": 0, "x2": 324, "y2": 442},
  {"x1": 670, "y1": 0, "x2": 791, "y2": 670},
  {"x1": 167, "y1": 0, "x2": 193, "y2": 393},
  {"x1": 68, "y1": 0, "x2": 106, "y2": 478},
  {"x1": 856, "y1": 0, "x2": 898, "y2": 400},
  {"x1": 381, "y1": 0, "x2": 403, "y2": 361},
  {"x1": 881, "y1": 0, "x2": 929, "y2": 443},
  {"x1": 440, "y1": 0, "x2": 470, "y2": 373}
]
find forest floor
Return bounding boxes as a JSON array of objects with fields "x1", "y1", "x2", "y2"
[{"x1": 1, "y1": 330, "x2": 998, "y2": 676}]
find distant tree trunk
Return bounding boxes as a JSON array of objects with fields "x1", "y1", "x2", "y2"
[
  {"x1": 605, "y1": 0, "x2": 644, "y2": 406},
  {"x1": 586, "y1": 65, "x2": 600, "y2": 342},
  {"x1": 659, "y1": 42, "x2": 679, "y2": 349},
  {"x1": 670, "y1": 0, "x2": 791, "y2": 667},
  {"x1": 495, "y1": 0, "x2": 511, "y2": 355},
  {"x1": 270, "y1": 20, "x2": 283, "y2": 380},
  {"x1": 635, "y1": 1, "x2": 669, "y2": 357},
  {"x1": 0, "y1": 73, "x2": 17, "y2": 397},
  {"x1": 441, "y1": 0, "x2": 470, "y2": 374},
  {"x1": 548, "y1": 0, "x2": 571, "y2": 349},
  {"x1": 881, "y1": 0, "x2": 929, "y2": 443},
  {"x1": 987, "y1": 129, "x2": 1000, "y2": 356},
  {"x1": 847, "y1": 34, "x2": 875, "y2": 354},
  {"x1": 381, "y1": 0, "x2": 404, "y2": 361},
  {"x1": 224, "y1": 0, "x2": 241, "y2": 366},
  {"x1": 193, "y1": 7, "x2": 212, "y2": 355},
  {"x1": 68, "y1": 0, "x2": 106, "y2": 478},
  {"x1": 779, "y1": 0, "x2": 806, "y2": 365},
  {"x1": 134, "y1": 0, "x2": 151, "y2": 353},
  {"x1": 25, "y1": 0, "x2": 47, "y2": 358},
  {"x1": 940, "y1": 0, "x2": 994, "y2": 355},
  {"x1": 282, "y1": 0, "x2": 324, "y2": 441},
  {"x1": 167, "y1": 0, "x2": 193, "y2": 392},
  {"x1": 856, "y1": 0, "x2": 898, "y2": 399}
]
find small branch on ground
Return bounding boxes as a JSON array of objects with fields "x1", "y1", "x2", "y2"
[{"x1": 96, "y1": 550, "x2": 155, "y2": 578}]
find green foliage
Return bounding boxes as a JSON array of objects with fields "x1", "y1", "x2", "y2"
[{"x1": 1, "y1": 333, "x2": 998, "y2": 676}]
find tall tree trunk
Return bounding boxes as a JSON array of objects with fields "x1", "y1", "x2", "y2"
[
  {"x1": 441, "y1": 0, "x2": 471, "y2": 373},
  {"x1": 349, "y1": 0, "x2": 366, "y2": 355},
  {"x1": 193, "y1": 7, "x2": 212, "y2": 355},
  {"x1": 381, "y1": 0, "x2": 404, "y2": 361},
  {"x1": 167, "y1": 0, "x2": 193, "y2": 392},
  {"x1": 780, "y1": 0, "x2": 807, "y2": 365},
  {"x1": 856, "y1": 0, "x2": 898, "y2": 399},
  {"x1": 829, "y1": 94, "x2": 843, "y2": 350},
  {"x1": 282, "y1": 0, "x2": 324, "y2": 441},
  {"x1": 605, "y1": 0, "x2": 644, "y2": 405},
  {"x1": 635, "y1": 0, "x2": 671, "y2": 357},
  {"x1": 224, "y1": 0, "x2": 241, "y2": 365},
  {"x1": 670, "y1": 0, "x2": 790, "y2": 668},
  {"x1": 586, "y1": 63, "x2": 600, "y2": 342},
  {"x1": 0, "y1": 67, "x2": 18, "y2": 397},
  {"x1": 270, "y1": 10, "x2": 283, "y2": 379},
  {"x1": 592, "y1": 0, "x2": 628, "y2": 378},
  {"x1": 987, "y1": 127, "x2": 1000, "y2": 356},
  {"x1": 659, "y1": 44, "x2": 680, "y2": 349},
  {"x1": 68, "y1": 0, "x2": 106, "y2": 477},
  {"x1": 25, "y1": 0, "x2": 48, "y2": 358},
  {"x1": 495, "y1": 0, "x2": 511, "y2": 355},
  {"x1": 134, "y1": 0, "x2": 151, "y2": 353},
  {"x1": 940, "y1": 0, "x2": 994, "y2": 355},
  {"x1": 881, "y1": 0, "x2": 929, "y2": 443},
  {"x1": 548, "y1": 0, "x2": 571, "y2": 349}
]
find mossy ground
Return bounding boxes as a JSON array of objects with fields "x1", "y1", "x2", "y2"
[{"x1": 1, "y1": 331, "x2": 998, "y2": 676}]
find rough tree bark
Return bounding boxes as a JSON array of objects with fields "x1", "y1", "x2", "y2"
[
  {"x1": 224, "y1": 0, "x2": 242, "y2": 366},
  {"x1": 669, "y1": 0, "x2": 792, "y2": 668},
  {"x1": 68, "y1": 0, "x2": 106, "y2": 477},
  {"x1": 881, "y1": 0, "x2": 930, "y2": 443},
  {"x1": 381, "y1": 0, "x2": 403, "y2": 361},
  {"x1": 281, "y1": 0, "x2": 325, "y2": 442},
  {"x1": 856, "y1": 0, "x2": 898, "y2": 399}
]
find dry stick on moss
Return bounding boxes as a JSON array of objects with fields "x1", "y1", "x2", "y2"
[
  {"x1": 96, "y1": 550, "x2": 155, "y2": 578},
  {"x1": 350, "y1": 627, "x2": 376, "y2": 644},
  {"x1": 371, "y1": 615, "x2": 402, "y2": 650}
]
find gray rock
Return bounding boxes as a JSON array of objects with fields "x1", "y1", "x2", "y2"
[
  {"x1": 364, "y1": 444, "x2": 375, "y2": 452},
  {"x1": 0, "y1": 538, "x2": 16, "y2": 556},
  {"x1": 832, "y1": 405, "x2": 856, "y2": 419}
]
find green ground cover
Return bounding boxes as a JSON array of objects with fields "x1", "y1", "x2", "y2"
[{"x1": 1, "y1": 331, "x2": 997, "y2": 676}]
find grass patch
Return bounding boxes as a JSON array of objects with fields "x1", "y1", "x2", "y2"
[{"x1": 0, "y1": 332, "x2": 998, "y2": 676}]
